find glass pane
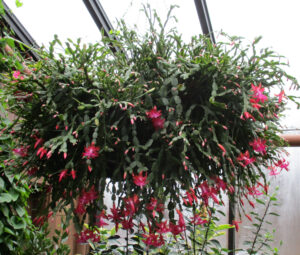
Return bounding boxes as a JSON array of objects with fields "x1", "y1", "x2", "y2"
[
  {"x1": 100, "y1": 0, "x2": 201, "y2": 42},
  {"x1": 206, "y1": 3, "x2": 300, "y2": 254},
  {"x1": 207, "y1": 0, "x2": 300, "y2": 129},
  {"x1": 5, "y1": 0, "x2": 102, "y2": 46}
]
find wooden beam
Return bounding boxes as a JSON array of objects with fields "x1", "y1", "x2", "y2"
[{"x1": 280, "y1": 134, "x2": 300, "y2": 147}]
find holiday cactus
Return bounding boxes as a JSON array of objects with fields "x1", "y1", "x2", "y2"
[{"x1": 0, "y1": 6, "x2": 298, "y2": 239}]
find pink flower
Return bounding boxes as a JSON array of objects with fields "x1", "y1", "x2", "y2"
[
  {"x1": 123, "y1": 194, "x2": 139, "y2": 216},
  {"x1": 246, "y1": 185, "x2": 263, "y2": 196},
  {"x1": 191, "y1": 214, "x2": 208, "y2": 225},
  {"x1": 156, "y1": 220, "x2": 169, "y2": 234},
  {"x1": 198, "y1": 181, "x2": 219, "y2": 206},
  {"x1": 232, "y1": 220, "x2": 242, "y2": 232},
  {"x1": 169, "y1": 221, "x2": 185, "y2": 237},
  {"x1": 269, "y1": 167, "x2": 281, "y2": 176},
  {"x1": 248, "y1": 200, "x2": 255, "y2": 208},
  {"x1": 146, "y1": 106, "x2": 161, "y2": 119},
  {"x1": 33, "y1": 216, "x2": 45, "y2": 227},
  {"x1": 108, "y1": 203, "x2": 122, "y2": 232},
  {"x1": 146, "y1": 106, "x2": 165, "y2": 130},
  {"x1": 59, "y1": 169, "x2": 68, "y2": 182},
  {"x1": 146, "y1": 197, "x2": 158, "y2": 211},
  {"x1": 121, "y1": 218, "x2": 134, "y2": 230},
  {"x1": 245, "y1": 214, "x2": 252, "y2": 222},
  {"x1": 36, "y1": 147, "x2": 47, "y2": 159},
  {"x1": 275, "y1": 159, "x2": 289, "y2": 171},
  {"x1": 183, "y1": 189, "x2": 198, "y2": 206},
  {"x1": 13, "y1": 146, "x2": 28, "y2": 157},
  {"x1": 70, "y1": 169, "x2": 76, "y2": 180},
  {"x1": 249, "y1": 138, "x2": 267, "y2": 154},
  {"x1": 75, "y1": 229, "x2": 100, "y2": 243},
  {"x1": 152, "y1": 117, "x2": 165, "y2": 130},
  {"x1": 34, "y1": 138, "x2": 44, "y2": 149},
  {"x1": 142, "y1": 233, "x2": 164, "y2": 247},
  {"x1": 218, "y1": 144, "x2": 226, "y2": 156},
  {"x1": 242, "y1": 111, "x2": 256, "y2": 121},
  {"x1": 75, "y1": 186, "x2": 98, "y2": 215},
  {"x1": 275, "y1": 90, "x2": 285, "y2": 103},
  {"x1": 250, "y1": 98, "x2": 262, "y2": 110},
  {"x1": 237, "y1": 151, "x2": 255, "y2": 167},
  {"x1": 28, "y1": 167, "x2": 38, "y2": 176},
  {"x1": 177, "y1": 209, "x2": 186, "y2": 230},
  {"x1": 96, "y1": 210, "x2": 108, "y2": 227},
  {"x1": 251, "y1": 83, "x2": 268, "y2": 103},
  {"x1": 213, "y1": 176, "x2": 227, "y2": 191},
  {"x1": 75, "y1": 203, "x2": 86, "y2": 215},
  {"x1": 133, "y1": 171, "x2": 148, "y2": 188},
  {"x1": 82, "y1": 143, "x2": 100, "y2": 159},
  {"x1": 13, "y1": 70, "x2": 21, "y2": 79}
]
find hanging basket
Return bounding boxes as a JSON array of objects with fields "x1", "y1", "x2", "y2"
[{"x1": 2, "y1": 9, "x2": 297, "y2": 228}]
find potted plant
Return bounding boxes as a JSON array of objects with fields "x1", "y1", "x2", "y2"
[{"x1": 0, "y1": 5, "x2": 297, "y2": 246}]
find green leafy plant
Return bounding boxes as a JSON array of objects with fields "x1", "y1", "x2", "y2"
[
  {"x1": 21, "y1": 222, "x2": 70, "y2": 255},
  {"x1": 242, "y1": 186, "x2": 282, "y2": 255},
  {"x1": 0, "y1": 100, "x2": 32, "y2": 254},
  {"x1": 0, "y1": 0, "x2": 23, "y2": 15}
]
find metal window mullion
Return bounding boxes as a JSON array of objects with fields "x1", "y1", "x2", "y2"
[
  {"x1": 2, "y1": 0, "x2": 39, "y2": 60},
  {"x1": 194, "y1": 0, "x2": 216, "y2": 44}
]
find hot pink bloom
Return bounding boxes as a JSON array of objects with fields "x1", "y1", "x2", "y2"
[
  {"x1": 96, "y1": 210, "x2": 108, "y2": 227},
  {"x1": 251, "y1": 83, "x2": 268, "y2": 103},
  {"x1": 142, "y1": 233, "x2": 164, "y2": 247},
  {"x1": 250, "y1": 98, "x2": 262, "y2": 110},
  {"x1": 123, "y1": 194, "x2": 139, "y2": 216},
  {"x1": 248, "y1": 200, "x2": 255, "y2": 208},
  {"x1": 70, "y1": 169, "x2": 76, "y2": 180},
  {"x1": 191, "y1": 214, "x2": 208, "y2": 225},
  {"x1": 275, "y1": 90, "x2": 285, "y2": 103},
  {"x1": 34, "y1": 138, "x2": 44, "y2": 149},
  {"x1": 75, "y1": 186, "x2": 98, "y2": 215},
  {"x1": 133, "y1": 171, "x2": 148, "y2": 188},
  {"x1": 75, "y1": 203, "x2": 86, "y2": 215},
  {"x1": 146, "y1": 106, "x2": 161, "y2": 119},
  {"x1": 245, "y1": 214, "x2": 252, "y2": 222},
  {"x1": 13, "y1": 70, "x2": 21, "y2": 79},
  {"x1": 156, "y1": 220, "x2": 169, "y2": 234},
  {"x1": 232, "y1": 220, "x2": 242, "y2": 232},
  {"x1": 13, "y1": 146, "x2": 28, "y2": 157},
  {"x1": 108, "y1": 203, "x2": 122, "y2": 232},
  {"x1": 146, "y1": 197, "x2": 158, "y2": 211},
  {"x1": 176, "y1": 209, "x2": 186, "y2": 231},
  {"x1": 249, "y1": 138, "x2": 267, "y2": 154},
  {"x1": 242, "y1": 111, "x2": 256, "y2": 121},
  {"x1": 121, "y1": 218, "x2": 134, "y2": 230},
  {"x1": 33, "y1": 216, "x2": 45, "y2": 227},
  {"x1": 75, "y1": 229, "x2": 100, "y2": 243},
  {"x1": 246, "y1": 185, "x2": 263, "y2": 196},
  {"x1": 237, "y1": 151, "x2": 255, "y2": 167},
  {"x1": 198, "y1": 181, "x2": 219, "y2": 206},
  {"x1": 218, "y1": 144, "x2": 226, "y2": 156},
  {"x1": 82, "y1": 143, "x2": 100, "y2": 159},
  {"x1": 169, "y1": 222, "x2": 184, "y2": 236},
  {"x1": 37, "y1": 147, "x2": 47, "y2": 159},
  {"x1": 28, "y1": 167, "x2": 38, "y2": 176},
  {"x1": 183, "y1": 189, "x2": 198, "y2": 206},
  {"x1": 59, "y1": 169, "x2": 68, "y2": 182},
  {"x1": 269, "y1": 168, "x2": 281, "y2": 176},
  {"x1": 152, "y1": 117, "x2": 165, "y2": 130},
  {"x1": 275, "y1": 159, "x2": 289, "y2": 171},
  {"x1": 213, "y1": 176, "x2": 227, "y2": 191}
]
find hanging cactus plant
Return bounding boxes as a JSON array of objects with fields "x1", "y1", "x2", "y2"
[{"x1": 1, "y1": 6, "x2": 298, "y2": 236}]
